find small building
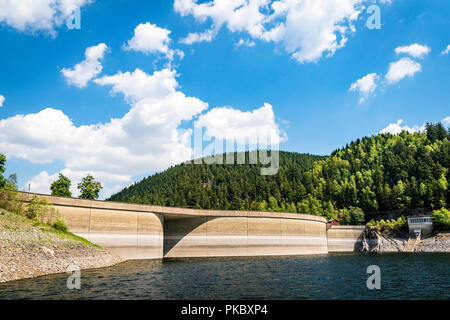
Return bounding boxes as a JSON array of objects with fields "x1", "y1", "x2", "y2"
[
  {"x1": 328, "y1": 219, "x2": 339, "y2": 226},
  {"x1": 407, "y1": 216, "x2": 433, "y2": 236}
]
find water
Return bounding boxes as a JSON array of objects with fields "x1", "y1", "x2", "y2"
[{"x1": 0, "y1": 253, "x2": 448, "y2": 300}]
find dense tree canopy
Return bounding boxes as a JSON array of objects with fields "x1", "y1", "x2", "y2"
[
  {"x1": 78, "y1": 174, "x2": 103, "y2": 199},
  {"x1": 109, "y1": 152, "x2": 323, "y2": 210},
  {"x1": 109, "y1": 124, "x2": 450, "y2": 224},
  {"x1": 51, "y1": 174, "x2": 72, "y2": 197}
]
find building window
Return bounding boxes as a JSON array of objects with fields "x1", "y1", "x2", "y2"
[{"x1": 409, "y1": 217, "x2": 432, "y2": 224}]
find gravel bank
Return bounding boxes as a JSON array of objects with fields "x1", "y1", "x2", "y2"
[
  {"x1": 415, "y1": 234, "x2": 450, "y2": 252},
  {"x1": 0, "y1": 210, "x2": 124, "y2": 283}
]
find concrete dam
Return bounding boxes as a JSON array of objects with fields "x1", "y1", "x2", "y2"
[{"x1": 19, "y1": 192, "x2": 364, "y2": 260}]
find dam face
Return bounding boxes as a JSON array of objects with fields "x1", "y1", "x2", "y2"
[
  {"x1": 164, "y1": 216, "x2": 328, "y2": 258},
  {"x1": 20, "y1": 193, "x2": 164, "y2": 260},
  {"x1": 18, "y1": 192, "x2": 361, "y2": 259}
]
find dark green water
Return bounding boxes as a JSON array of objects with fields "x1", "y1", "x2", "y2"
[{"x1": 0, "y1": 253, "x2": 448, "y2": 300}]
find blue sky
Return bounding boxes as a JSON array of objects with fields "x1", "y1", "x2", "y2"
[{"x1": 0, "y1": 0, "x2": 449, "y2": 198}]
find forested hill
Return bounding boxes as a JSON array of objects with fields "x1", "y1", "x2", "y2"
[
  {"x1": 108, "y1": 152, "x2": 325, "y2": 210},
  {"x1": 108, "y1": 123, "x2": 450, "y2": 222}
]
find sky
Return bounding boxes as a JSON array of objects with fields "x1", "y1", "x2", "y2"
[{"x1": 0, "y1": 0, "x2": 449, "y2": 199}]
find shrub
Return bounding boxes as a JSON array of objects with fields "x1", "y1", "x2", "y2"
[
  {"x1": 25, "y1": 196, "x2": 47, "y2": 219},
  {"x1": 53, "y1": 217, "x2": 68, "y2": 232},
  {"x1": 24, "y1": 196, "x2": 58, "y2": 224},
  {"x1": 366, "y1": 216, "x2": 406, "y2": 232},
  {"x1": 0, "y1": 188, "x2": 23, "y2": 215},
  {"x1": 337, "y1": 207, "x2": 365, "y2": 225},
  {"x1": 432, "y1": 208, "x2": 450, "y2": 231},
  {"x1": 349, "y1": 206, "x2": 365, "y2": 225}
]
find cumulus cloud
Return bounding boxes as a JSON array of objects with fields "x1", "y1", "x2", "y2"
[
  {"x1": 0, "y1": 68, "x2": 206, "y2": 197},
  {"x1": 350, "y1": 45, "x2": 430, "y2": 102},
  {"x1": 379, "y1": 119, "x2": 424, "y2": 135},
  {"x1": 24, "y1": 171, "x2": 58, "y2": 195},
  {"x1": 1, "y1": 67, "x2": 286, "y2": 198},
  {"x1": 195, "y1": 103, "x2": 286, "y2": 145},
  {"x1": 442, "y1": 45, "x2": 450, "y2": 55},
  {"x1": 395, "y1": 44, "x2": 431, "y2": 59},
  {"x1": 174, "y1": 0, "x2": 368, "y2": 63},
  {"x1": 380, "y1": 116, "x2": 450, "y2": 135},
  {"x1": 349, "y1": 73, "x2": 379, "y2": 103},
  {"x1": 61, "y1": 43, "x2": 109, "y2": 88},
  {"x1": 0, "y1": 0, "x2": 91, "y2": 35},
  {"x1": 123, "y1": 22, "x2": 173, "y2": 57},
  {"x1": 385, "y1": 57, "x2": 421, "y2": 84},
  {"x1": 0, "y1": 95, "x2": 4, "y2": 107}
]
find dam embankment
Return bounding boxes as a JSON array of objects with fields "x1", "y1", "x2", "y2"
[{"x1": 0, "y1": 209, "x2": 123, "y2": 283}]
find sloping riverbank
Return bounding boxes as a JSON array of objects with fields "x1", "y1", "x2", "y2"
[{"x1": 0, "y1": 209, "x2": 123, "y2": 283}]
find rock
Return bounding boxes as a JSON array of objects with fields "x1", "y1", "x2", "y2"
[
  {"x1": 40, "y1": 246, "x2": 55, "y2": 256},
  {"x1": 356, "y1": 228, "x2": 382, "y2": 252}
]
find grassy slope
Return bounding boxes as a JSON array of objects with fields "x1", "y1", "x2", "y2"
[{"x1": 0, "y1": 209, "x2": 102, "y2": 249}]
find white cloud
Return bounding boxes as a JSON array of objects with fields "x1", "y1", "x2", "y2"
[
  {"x1": 379, "y1": 119, "x2": 424, "y2": 135},
  {"x1": 24, "y1": 171, "x2": 58, "y2": 194},
  {"x1": 94, "y1": 68, "x2": 178, "y2": 102},
  {"x1": 349, "y1": 73, "x2": 379, "y2": 103},
  {"x1": 442, "y1": 45, "x2": 450, "y2": 55},
  {"x1": 1, "y1": 67, "x2": 286, "y2": 198},
  {"x1": 1, "y1": 68, "x2": 206, "y2": 198},
  {"x1": 174, "y1": 0, "x2": 367, "y2": 63},
  {"x1": 0, "y1": 95, "x2": 4, "y2": 107},
  {"x1": 61, "y1": 43, "x2": 109, "y2": 88},
  {"x1": 395, "y1": 44, "x2": 431, "y2": 59},
  {"x1": 179, "y1": 28, "x2": 217, "y2": 45},
  {"x1": 380, "y1": 116, "x2": 450, "y2": 135},
  {"x1": 385, "y1": 57, "x2": 421, "y2": 84},
  {"x1": 124, "y1": 22, "x2": 174, "y2": 57},
  {"x1": 195, "y1": 103, "x2": 286, "y2": 145},
  {"x1": 350, "y1": 44, "x2": 430, "y2": 102},
  {"x1": 236, "y1": 38, "x2": 256, "y2": 47},
  {"x1": 0, "y1": 0, "x2": 91, "y2": 35}
]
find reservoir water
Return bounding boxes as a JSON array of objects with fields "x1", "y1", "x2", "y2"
[{"x1": 0, "y1": 252, "x2": 448, "y2": 300}]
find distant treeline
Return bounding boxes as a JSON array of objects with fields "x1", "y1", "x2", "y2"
[{"x1": 108, "y1": 123, "x2": 450, "y2": 223}]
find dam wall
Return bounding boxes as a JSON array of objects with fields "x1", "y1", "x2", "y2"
[
  {"x1": 327, "y1": 226, "x2": 365, "y2": 252},
  {"x1": 164, "y1": 216, "x2": 328, "y2": 258},
  {"x1": 19, "y1": 193, "x2": 164, "y2": 260},
  {"x1": 19, "y1": 192, "x2": 341, "y2": 259}
]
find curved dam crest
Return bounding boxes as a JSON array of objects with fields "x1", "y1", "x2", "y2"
[{"x1": 18, "y1": 192, "x2": 364, "y2": 260}]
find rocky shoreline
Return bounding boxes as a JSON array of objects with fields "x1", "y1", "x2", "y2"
[
  {"x1": 0, "y1": 210, "x2": 123, "y2": 283},
  {"x1": 356, "y1": 228, "x2": 450, "y2": 252}
]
